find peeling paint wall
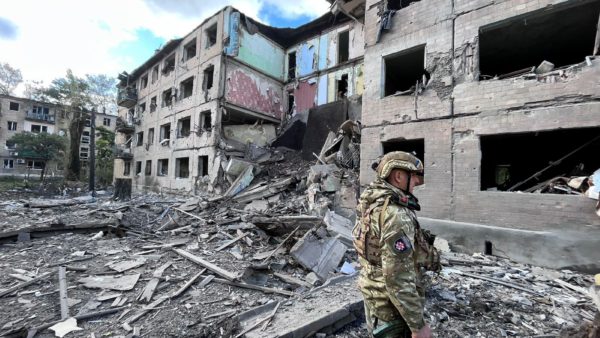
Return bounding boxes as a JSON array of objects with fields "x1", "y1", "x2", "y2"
[
  {"x1": 225, "y1": 12, "x2": 285, "y2": 81},
  {"x1": 317, "y1": 75, "x2": 328, "y2": 105},
  {"x1": 224, "y1": 61, "x2": 284, "y2": 119},
  {"x1": 294, "y1": 80, "x2": 318, "y2": 113},
  {"x1": 297, "y1": 38, "x2": 319, "y2": 77}
]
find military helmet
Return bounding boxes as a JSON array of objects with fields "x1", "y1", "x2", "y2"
[{"x1": 375, "y1": 151, "x2": 424, "y2": 179}]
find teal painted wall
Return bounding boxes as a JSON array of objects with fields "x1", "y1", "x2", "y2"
[{"x1": 237, "y1": 28, "x2": 285, "y2": 81}]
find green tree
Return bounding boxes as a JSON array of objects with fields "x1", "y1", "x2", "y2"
[
  {"x1": 42, "y1": 69, "x2": 91, "y2": 181},
  {"x1": 95, "y1": 126, "x2": 115, "y2": 185},
  {"x1": 9, "y1": 132, "x2": 66, "y2": 181},
  {"x1": 0, "y1": 62, "x2": 23, "y2": 95},
  {"x1": 86, "y1": 74, "x2": 117, "y2": 115}
]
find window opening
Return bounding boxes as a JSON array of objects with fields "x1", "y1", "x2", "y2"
[
  {"x1": 145, "y1": 160, "x2": 152, "y2": 175},
  {"x1": 159, "y1": 123, "x2": 171, "y2": 145},
  {"x1": 205, "y1": 24, "x2": 217, "y2": 48},
  {"x1": 135, "y1": 161, "x2": 142, "y2": 175},
  {"x1": 480, "y1": 127, "x2": 600, "y2": 193},
  {"x1": 176, "y1": 157, "x2": 190, "y2": 178},
  {"x1": 151, "y1": 65, "x2": 159, "y2": 83},
  {"x1": 387, "y1": 0, "x2": 421, "y2": 10},
  {"x1": 382, "y1": 138, "x2": 425, "y2": 165},
  {"x1": 198, "y1": 155, "x2": 209, "y2": 176},
  {"x1": 162, "y1": 88, "x2": 173, "y2": 106},
  {"x1": 384, "y1": 45, "x2": 428, "y2": 96},
  {"x1": 140, "y1": 75, "x2": 148, "y2": 89},
  {"x1": 9, "y1": 102, "x2": 19, "y2": 111},
  {"x1": 123, "y1": 161, "x2": 131, "y2": 176},
  {"x1": 338, "y1": 31, "x2": 350, "y2": 63},
  {"x1": 184, "y1": 39, "x2": 197, "y2": 60},
  {"x1": 163, "y1": 54, "x2": 176, "y2": 75},
  {"x1": 288, "y1": 52, "x2": 296, "y2": 80},
  {"x1": 288, "y1": 93, "x2": 295, "y2": 115},
  {"x1": 136, "y1": 131, "x2": 144, "y2": 146},
  {"x1": 177, "y1": 116, "x2": 191, "y2": 138},
  {"x1": 103, "y1": 118, "x2": 111, "y2": 126},
  {"x1": 337, "y1": 74, "x2": 348, "y2": 100},
  {"x1": 200, "y1": 110, "x2": 212, "y2": 130},
  {"x1": 3, "y1": 159, "x2": 14, "y2": 169},
  {"x1": 150, "y1": 96, "x2": 157, "y2": 112},
  {"x1": 203, "y1": 65, "x2": 214, "y2": 90},
  {"x1": 180, "y1": 76, "x2": 194, "y2": 99},
  {"x1": 157, "y1": 159, "x2": 169, "y2": 176},
  {"x1": 479, "y1": 1, "x2": 600, "y2": 79},
  {"x1": 148, "y1": 128, "x2": 154, "y2": 145},
  {"x1": 7, "y1": 121, "x2": 17, "y2": 131}
]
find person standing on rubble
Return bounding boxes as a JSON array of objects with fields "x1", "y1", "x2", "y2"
[{"x1": 353, "y1": 151, "x2": 440, "y2": 338}]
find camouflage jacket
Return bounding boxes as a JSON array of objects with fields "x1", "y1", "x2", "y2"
[{"x1": 353, "y1": 179, "x2": 435, "y2": 332}]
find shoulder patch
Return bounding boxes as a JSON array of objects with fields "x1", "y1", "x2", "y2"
[{"x1": 394, "y1": 236, "x2": 412, "y2": 253}]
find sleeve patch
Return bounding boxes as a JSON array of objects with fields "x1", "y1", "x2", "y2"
[{"x1": 394, "y1": 236, "x2": 412, "y2": 253}]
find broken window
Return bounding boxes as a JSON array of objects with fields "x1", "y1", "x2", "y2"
[
  {"x1": 338, "y1": 31, "x2": 349, "y2": 63},
  {"x1": 479, "y1": 1, "x2": 600, "y2": 80},
  {"x1": 157, "y1": 159, "x2": 169, "y2": 176},
  {"x1": 288, "y1": 52, "x2": 296, "y2": 80},
  {"x1": 159, "y1": 123, "x2": 171, "y2": 145},
  {"x1": 31, "y1": 125, "x2": 41, "y2": 133},
  {"x1": 103, "y1": 118, "x2": 111, "y2": 126},
  {"x1": 136, "y1": 131, "x2": 144, "y2": 146},
  {"x1": 337, "y1": 74, "x2": 348, "y2": 100},
  {"x1": 151, "y1": 65, "x2": 159, "y2": 83},
  {"x1": 382, "y1": 138, "x2": 425, "y2": 165},
  {"x1": 148, "y1": 128, "x2": 154, "y2": 145},
  {"x1": 184, "y1": 39, "x2": 197, "y2": 61},
  {"x1": 27, "y1": 161, "x2": 44, "y2": 169},
  {"x1": 198, "y1": 155, "x2": 209, "y2": 177},
  {"x1": 387, "y1": 0, "x2": 421, "y2": 10},
  {"x1": 3, "y1": 159, "x2": 13, "y2": 169},
  {"x1": 383, "y1": 45, "x2": 427, "y2": 96},
  {"x1": 205, "y1": 24, "x2": 217, "y2": 48},
  {"x1": 140, "y1": 74, "x2": 148, "y2": 89},
  {"x1": 138, "y1": 102, "x2": 146, "y2": 116},
  {"x1": 123, "y1": 161, "x2": 131, "y2": 176},
  {"x1": 480, "y1": 127, "x2": 600, "y2": 193},
  {"x1": 203, "y1": 65, "x2": 214, "y2": 90},
  {"x1": 163, "y1": 54, "x2": 176, "y2": 75},
  {"x1": 150, "y1": 96, "x2": 157, "y2": 112},
  {"x1": 145, "y1": 160, "x2": 152, "y2": 176},
  {"x1": 288, "y1": 93, "x2": 295, "y2": 115},
  {"x1": 9, "y1": 102, "x2": 19, "y2": 111},
  {"x1": 7, "y1": 121, "x2": 17, "y2": 131},
  {"x1": 162, "y1": 88, "x2": 173, "y2": 107},
  {"x1": 200, "y1": 110, "x2": 212, "y2": 130},
  {"x1": 135, "y1": 161, "x2": 142, "y2": 175},
  {"x1": 177, "y1": 116, "x2": 191, "y2": 138},
  {"x1": 180, "y1": 76, "x2": 194, "y2": 99},
  {"x1": 176, "y1": 157, "x2": 190, "y2": 178}
]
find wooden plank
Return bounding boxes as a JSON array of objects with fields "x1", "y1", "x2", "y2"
[
  {"x1": 261, "y1": 226, "x2": 300, "y2": 263},
  {"x1": 212, "y1": 278, "x2": 295, "y2": 297},
  {"x1": 172, "y1": 249, "x2": 238, "y2": 281},
  {"x1": 216, "y1": 232, "x2": 247, "y2": 252},
  {"x1": 553, "y1": 278, "x2": 589, "y2": 297},
  {"x1": 197, "y1": 275, "x2": 215, "y2": 289},
  {"x1": 273, "y1": 272, "x2": 313, "y2": 288},
  {"x1": 138, "y1": 262, "x2": 172, "y2": 303},
  {"x1": 0, "y1": 271, "x2": 52, "y2": 298},
  {"x1": 460, "y1": 271, "x2": 540, "y2": 295},
  {"x1": 28, "y1": 306, "x2": 127, "y2": 335},
  {"x1": 58, "y1": 267, "x2": 69, "y2": 319},
  {"x1": 171, "y1": 269, "x2": 207, "y2": 298},
  {"x1": 235, "y1": 302, "x2": 281, "y2": 338}
]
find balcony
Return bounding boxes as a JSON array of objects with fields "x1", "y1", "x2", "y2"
[
  {"x1": 117, "y1": 86, "x2": 137, "y2": 108},
  {"x1": 115, "y1": 117, "x2": 135, "y2": 133},
  {"x1": 114, "y1": 145, "x2": 134, "y2": 159},
  {"x1": 25, "y1": 112, "x2": 55, "y2": 123}
]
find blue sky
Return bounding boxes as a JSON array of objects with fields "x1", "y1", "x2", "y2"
[{"x1": 0, "y1": 0, "x2": 330, "y2": 93}]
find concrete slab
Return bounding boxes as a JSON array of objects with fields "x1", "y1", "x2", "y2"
[
  {"x1": 323, "y1": 210, "x2": 353, "y2": 247},
  {"x1": 240, "y1": 275, "x2": 363, "y2": 338},
  {"x1": 290, "y1": 228, "x2": 347, "y2": 280},
  {"x1": 225, "y1": 158, "x2": 253, "y2": 177},
  {"x1": 420, "y1": 217, "x2": 600, "y2": 273}
]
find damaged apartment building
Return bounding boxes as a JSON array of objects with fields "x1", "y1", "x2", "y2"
[
  {"x1": 359, "y1": 0, "x2": 600, "y2": 269},
  {"x1": 114, "y1": 5, "x2": 365, "y2": 193},
  {"x1": 0, "y1": 94, "x2": 117, "y2": 177}
]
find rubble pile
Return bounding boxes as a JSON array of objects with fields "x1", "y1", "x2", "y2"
[{"x1": 0, "y1": 120, "x2": 598, "y2": 337}]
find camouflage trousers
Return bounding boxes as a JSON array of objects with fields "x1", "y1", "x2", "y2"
[{"x1": 364, "y1": 302, "x2": 411, "y2": 338}]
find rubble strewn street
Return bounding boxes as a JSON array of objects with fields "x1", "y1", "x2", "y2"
[{"x1": 1, "y1": 137, "x2": 598, "y2": 337}]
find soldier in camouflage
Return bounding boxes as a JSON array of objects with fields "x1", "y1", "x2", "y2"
[{"x1": 353, "y1": 151, "x2": 440, "y2": 338}]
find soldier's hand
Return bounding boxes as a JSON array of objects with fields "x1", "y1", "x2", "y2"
[{"x1": 411, "y1": 324, "x2": 432, "y2": 338}]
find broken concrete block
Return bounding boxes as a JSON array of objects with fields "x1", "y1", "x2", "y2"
[
  {"x1": 78, "y1": 274, "x2": 140, "y2": 291},
  {"x1": 244, "y1": 199, "x2": 269, "y2": 212},
  {"x1": 108, "y1": 259, "x2": 146, "y2": 273},
  {"x1": 323, "y1": 210, "x2": 353, "y2": 247},
  {"x1": 333, "y1": 184, "x2": 358, "y2": 222},
  {"x1": 225, "y1": 158, "x2": 254, "y2": 177},
  {"x1": 305, "y1": 272, "x2": 320, "y2": 286},
  {"x1": 224, "y1": 165, "x2": 254, "y2": 197},
  {"x1": 291, "y1": 227, "x2": 347, "y2": 281},
  {"x1": 307, "y1": 164, "x2": 340, "y2": 185},
  {"x1": 535, "y1": 60, "x2": 555, "y2": 74},
  {"x1": 223, "y1": 124, "x2": 276, "y2": 148}
]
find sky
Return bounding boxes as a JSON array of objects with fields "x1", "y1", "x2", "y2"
[{"x1": 0, "y1": 0, "x2": 330, "y2": 94}]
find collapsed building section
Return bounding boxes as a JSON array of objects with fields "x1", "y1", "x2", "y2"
[{"x1": 114, "y1": 6, "x2": 365, "y2": 195}]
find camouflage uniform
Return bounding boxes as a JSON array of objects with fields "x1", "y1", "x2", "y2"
[{"x1": 353, "y1": 153, "x2": 439, "y2": 338}]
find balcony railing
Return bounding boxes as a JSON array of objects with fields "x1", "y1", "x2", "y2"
[
  {"x1": 117, "y1": 86, "x2": 137, "y2": 108},
  {"x1": 115, "y1": 117, "x2": 135, "y2": 133},
  {"x1": 25, "y1": 112, "x2": 55, "y2": 123},
  {"x1": 114, "y1": 145, "x2": 133, "y2": 159}
]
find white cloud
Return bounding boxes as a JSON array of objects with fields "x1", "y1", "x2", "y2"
[{"x1": 0, "y1": 0, "x2": 329, "y2": 94}]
